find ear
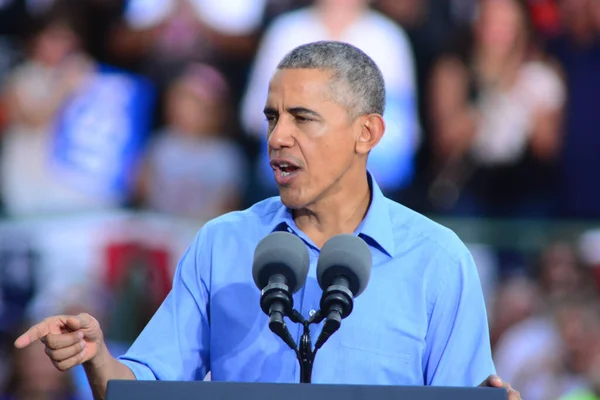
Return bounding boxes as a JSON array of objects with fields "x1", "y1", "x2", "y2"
[{"x1": 355, "y1": 114, "x2": 385, "y2": 155}]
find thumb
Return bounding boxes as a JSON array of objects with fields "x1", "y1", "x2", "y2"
[
  {"x1": 65, "y1": 313, "x2": 92, "y2": 332},
  {"x1": 489, "y1": 375, "x2": 503, "y2": 387}
]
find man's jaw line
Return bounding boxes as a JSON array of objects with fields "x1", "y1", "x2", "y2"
[{"x1": 288, "y1": 167, "x2": 371, "y2": 238}]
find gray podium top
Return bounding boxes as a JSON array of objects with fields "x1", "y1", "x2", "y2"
[{"x1": 107, "y1": 380, "x2": 508, "y2": 400}]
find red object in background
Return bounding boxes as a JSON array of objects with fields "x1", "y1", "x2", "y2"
[
  {"x1": 104, "y1": 242, "x2": 172, "y2": 307},
  {"x1": 528, "y1": 0, "x2": 561, "y2": 37}
]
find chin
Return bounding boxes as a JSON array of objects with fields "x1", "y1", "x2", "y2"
[{"x1": 278, "y1": 189, "x2": 309, "y2": 210}]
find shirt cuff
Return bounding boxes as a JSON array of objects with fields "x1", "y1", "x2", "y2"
[{"x1": 117, "y1": 357, "x2": 158, "y2": 381}]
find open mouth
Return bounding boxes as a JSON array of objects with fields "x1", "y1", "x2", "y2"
[
  {"x1": 277, "y1": 163, "x2": 300, "y2": 176},
  {"x1": 271, "y1": 160, "x2": 301, "y2": 184}
]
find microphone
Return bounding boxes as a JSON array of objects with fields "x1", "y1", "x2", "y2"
[
  {"x1": 314, "y1": 234, "x2": 372, "y2": 349},
  {"x1": 252, "y1": 231, "x2": 310, "y2": 349}
]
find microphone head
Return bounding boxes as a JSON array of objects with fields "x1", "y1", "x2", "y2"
[
  {"x1": 317, "y1": 234, "x2": 372, "y2": 297},
  {"x1": 252, "y1": 231, "x2": 310, "y2": 294}
]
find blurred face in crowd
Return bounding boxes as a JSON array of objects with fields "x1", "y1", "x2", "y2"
[
  {"x1": 492, "y1": 277, "x2": 539, "y2": 331},
  {"x1": 476, "y1": 0, "x2": 528, "y2": 59},
  {"x1": 375, "y1": 0, "x2": 425, "y2": 26},
  {"x1": 166, "y1": 82, "x2": 223, "y2": 137},
  {"x1": 33, "y1": 22, "x2": 80, "y2": 67},
  {"x1": 539, "y1": 242, "x2": 583, "y2": 297},
  {"x1": 264, "y1": 68, "x2": 379, "y2": 209}
]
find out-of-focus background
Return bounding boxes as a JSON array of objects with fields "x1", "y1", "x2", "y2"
[{"x1": 0, "y1": 0, "x2": 599, "y2": 399}]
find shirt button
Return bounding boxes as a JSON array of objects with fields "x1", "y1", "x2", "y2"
[{"x1": 309, "y1": 309, "x2": 316, "y2": 317}]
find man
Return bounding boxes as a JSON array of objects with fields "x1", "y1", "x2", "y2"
[{"x1": 14, "y1": 41, "x2": 520, "y2": 400}]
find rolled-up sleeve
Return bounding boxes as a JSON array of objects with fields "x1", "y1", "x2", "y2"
[{"x1": 117, "y1": 227, "x2": 212, "y2": 381}]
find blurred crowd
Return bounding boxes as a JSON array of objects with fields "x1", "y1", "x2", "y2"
[{"x1": 0, "y1": 0, "x2": 599, "y2": 399}]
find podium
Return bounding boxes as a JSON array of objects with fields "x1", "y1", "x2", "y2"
[{"x1": 106, "y1": 380, "x2": 508, "y2": 400}]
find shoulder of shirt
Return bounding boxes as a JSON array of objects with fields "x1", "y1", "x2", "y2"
[
  {"x1": 385, "y1": 197, "x2": 471, "y2": 265},
  {"x1": 198, "y1": 197, "x2": 283, "y2": 236},
  {"x1": 521, "y1": 60, "x2": 561, "y2": 77}
]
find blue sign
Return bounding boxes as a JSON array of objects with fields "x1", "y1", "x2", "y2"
[{"x1": 50, "y1": 64, "x2": 155, "y2": 202}]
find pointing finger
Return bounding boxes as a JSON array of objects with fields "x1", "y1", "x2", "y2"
[{"x1": 14, "y1": 322, "x2": 51, "y2": 349}]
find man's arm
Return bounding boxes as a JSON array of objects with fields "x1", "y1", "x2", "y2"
[
  {"x1": 423, "y1": 245, "x2": 495, "y2": 386},
  {"x1": 84, "y1": 342, "x2": 136, "y2": 400}
]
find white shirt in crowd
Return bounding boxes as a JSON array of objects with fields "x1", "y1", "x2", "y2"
[{"x1": 470, "y1": 61, "x2": 566, "y2": 166}]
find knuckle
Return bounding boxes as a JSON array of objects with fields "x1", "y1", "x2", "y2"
[
  {"x1": 46, "y1": 339, "x2": 60, "y2": 350},
  {"x1": 53, "y1": 359, "x2": 65, "y2": 371}
]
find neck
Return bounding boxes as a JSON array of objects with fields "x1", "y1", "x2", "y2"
[
  {"x1": 293, "y1": 169, "x2": 371, "y2": 248},
  {"x1": 316, "y1": 3, "x2": 366, "y2": 40}
]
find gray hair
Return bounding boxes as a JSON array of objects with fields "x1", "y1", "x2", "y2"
[{"x1": 276, "y1": 41, "x2": 386, "y2": 118}]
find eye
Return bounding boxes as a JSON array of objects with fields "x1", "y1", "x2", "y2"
[{"x1": 295, "y1": 116, "x2": 312, "y2": 123}]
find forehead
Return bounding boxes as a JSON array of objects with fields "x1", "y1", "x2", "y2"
[{"x1": 266, "y1": 68, "x2": 335, "y2": 105}]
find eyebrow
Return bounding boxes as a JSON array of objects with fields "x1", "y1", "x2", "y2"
[
  {"x1": 288, "y1": 107, "x2": 322, "y2": 118},
  {"x1": 263, "y1": 106, "x2": 322, "y2": 118}
]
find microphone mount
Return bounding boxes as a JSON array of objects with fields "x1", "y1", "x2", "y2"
[
  {"x1": 260, "y1": 274, "x2": 297, "y2": 350},
  {"x1": 262, "y1": 289, "x2": 353, "y2": 384}
]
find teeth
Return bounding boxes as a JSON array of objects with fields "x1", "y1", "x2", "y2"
[
  {"x1": 281, "y1": 171, "x2": 290, "y2": 177},
  {"x1": 280, "y1": 163, "x2": 289, "y2": 168}
]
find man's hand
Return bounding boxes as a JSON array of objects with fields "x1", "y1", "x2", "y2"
[
  {"x1": 15, "y1": 313, "x2": 105, "y2": 371},
  {"x1": 480, "y1": 374, "x2": 522, "y2": 400}
]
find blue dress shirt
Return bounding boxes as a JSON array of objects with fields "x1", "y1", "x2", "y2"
[{"x1": 117, "y1": 173, "x2": 495, "y2": 386}]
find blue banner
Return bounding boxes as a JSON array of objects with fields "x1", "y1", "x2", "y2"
[{"x1": 50, "y1": 64, "x2": 155, "y2": 202}]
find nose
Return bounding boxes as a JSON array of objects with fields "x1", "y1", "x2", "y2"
[{"x1": 267, "y1": 117, "x2": 295, "y2": 150}]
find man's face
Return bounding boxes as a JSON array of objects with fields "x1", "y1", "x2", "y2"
[{"x1": 264, "y1": 68, "x2": 359, "y2": 209}]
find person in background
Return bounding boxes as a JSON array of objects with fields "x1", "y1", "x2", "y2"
[
  {"x1": 136, "y1": 63, "x2": 246, "y2": 221},
  {"x1": 489, "y1": 276, "x2": 540, "y2": 350},
  {"x1": 533, "y1": 241, "x2": 593, "y2": 301},
  {"x1": 428, "y1": 0, "x2": 565, "y2": 218},
  {"x1": 0, "y1": 4, "x2": 106, "y2": 217},
  {"x1": 240, "y1": 0, "x2": 420, "y2": 201},
  {"x1": 108, "y1": 0, "x2": 267, "y2": 102}
]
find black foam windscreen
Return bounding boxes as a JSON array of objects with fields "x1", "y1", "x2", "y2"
[
  {"x1": 316, "y1": 234, "x2": 372, "y2": 297},
  {"x1": 252, "y1": 231, "x2": 310, "y2": 294}
]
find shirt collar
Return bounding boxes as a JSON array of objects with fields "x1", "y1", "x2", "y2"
[{"x1": 268, "y1": 171, "x2": 395, "y2": 258}]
